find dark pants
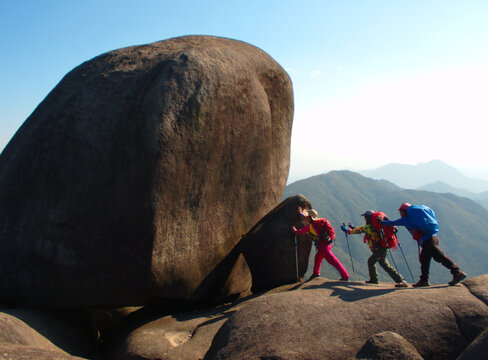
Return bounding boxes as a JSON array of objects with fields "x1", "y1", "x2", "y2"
[
  {"x1": 419, "y1": 236, "x2": 459, "y2": 282},
  {"x1": 368, "y1": 247, "x2": 403, "y2": 283}
]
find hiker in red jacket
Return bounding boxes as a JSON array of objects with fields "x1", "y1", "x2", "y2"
[{"x1": 293, "y1": 209, "x2": 350, "y2": 281}]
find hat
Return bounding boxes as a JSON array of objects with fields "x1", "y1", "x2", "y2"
[
  {"x1": 361, "y1": 210, "x2": 374, "y2": 217},
  {"x1": 398, "y1": 203, "x2": 412, "y2": 211},
  {"x1": 304, "y1": 209, "x2": 318, "y2": 220}
]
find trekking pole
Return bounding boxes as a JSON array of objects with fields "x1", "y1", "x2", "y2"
[
  {"x1": 397, "y1": 236, "x2": 414, "y2": 282},
  {"x1": 388, "y1": 248, "x2": 399, "y2": 270},
  {"x1": 342, "y1": 223, "x2": 355, "y2": 273},
  {"x1": 294, "y1": 235, "x2": 299, "y2": 282},
  {"x1": 381, "y1": 227, "x2": 399, "y2": 271}
]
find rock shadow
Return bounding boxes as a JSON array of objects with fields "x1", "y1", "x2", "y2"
[{"x1": 301, "y1": 280, "x2": 401, "y2": 302}]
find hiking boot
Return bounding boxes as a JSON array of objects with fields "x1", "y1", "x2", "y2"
[
  {"x1": 365, "y1": 280, "x2": 378, "y2": 284},
  {"x1": 395, "y1": 280, "x2": 408, "y2": 288},
  {"x1": 412, "y1": 280, "x2": 430, "y2": 287},
  {"x1": 340, "y1": 277, "x2": 350, "y2": 282},
  {"x1": 449, "y1": 271, "x2": 467, "y2": 286},
  {"x1": 308, "y1": 274, "x2": 320, "y2": 281}
]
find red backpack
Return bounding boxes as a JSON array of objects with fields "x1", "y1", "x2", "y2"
[
  {"x1": 311, "y1": 219, "x2": 333, "y2": 245},
  {"x1": 371, "y1": 211, "x2": 398, "y2": 250}
]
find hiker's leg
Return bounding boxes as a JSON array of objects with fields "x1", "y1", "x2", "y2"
[
  {"x1": 322, "y1": 244, "x2": 350, "y2": 279},
  {"x1": 430, "y1": 236, "x2": 460, "y2": 275},
  {"x1": 419, "y1": 239, "x2": 434, "y2": 282},
  {"x1": 312, "y1": 247, "x2": 325, "y2": 276},
  {"x1": 377, "y1": 248, "x2": 403, "y2": 283},
  {"x1": 367, "y1": 251, "x2": 379, "y2": 282}
]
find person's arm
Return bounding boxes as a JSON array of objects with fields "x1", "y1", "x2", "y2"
[
  {"x1": 324, "y1": 220, "x2": 335, "y2": 240},
  {"x1": 383, "y1": 218, "x2": 423, "y2": 241},
  {"x1": 347, "y1": 225, "x2": 368, "y2": 235},
  {"x1": 295, "y1": 224, "x2": 311, "y2": 235},
  {"x1": 381, "y1": 217, "x2": 409, "y2": 227}
]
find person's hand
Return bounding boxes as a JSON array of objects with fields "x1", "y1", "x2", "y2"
[
  {"x1": 292, "y1": 226, "x2": 297, "y2": 232},
  {"x1": 340, "y1": 225, "x2": 348, "y2": 233}
]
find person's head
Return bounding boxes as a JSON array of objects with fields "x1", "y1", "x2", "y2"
[
  {"x1": 361, "y1": 210, "x2": 374, "y2": 224},
  {"x1": 302, "y1": 209, "x2": 318, "y2": 223},
  {"x1": 398, "y1": 202, "x2": 411, "y2": 217}
]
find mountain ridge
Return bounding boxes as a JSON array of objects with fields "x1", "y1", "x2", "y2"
[
  {"x1": 359, "y1": 159, "x2": 488, "y2": 193},
  {"x1": 417, "y1": 180, "x2": 488, "y2": 201}
]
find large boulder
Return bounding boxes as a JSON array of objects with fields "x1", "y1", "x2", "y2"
[
  {"x1": 0, "y1": 35, "x2": 293, "y2": 307},
  {"x1": 204, "y1": 276, "x2": 488, "y2": 360}
]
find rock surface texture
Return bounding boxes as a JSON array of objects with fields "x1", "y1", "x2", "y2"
[
  {"x1": 356, "y1": 331, "x2": 424, "y2": 360},
  {"x1": 203, "y1": 275, "x2": 488, "y2": 360},
  {"x1": 2, "y1": 276, "x2": 488, "y2": 359},
  {"x1": 0, "y1": 311, "x2": 87, "y2": 359},
  {"x1": 0, "y1": 35, "x2": 294, "y2": 307}
]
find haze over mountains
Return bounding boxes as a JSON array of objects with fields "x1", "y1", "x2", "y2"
[
  {"x1": 360, "y1": 159, "x2": 488, "y2": 192},
  {"x1": 359, "y1": 159, "x2": 488, "y2": 209},
  {"x1": 283, "y1": 170, "x2": 488, "y2": 285}
]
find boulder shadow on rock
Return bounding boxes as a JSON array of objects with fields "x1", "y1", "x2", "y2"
[
  {"x1": 456, "y1": 326, "x2": 488, "y2": 360},
  {"x1": 1, "y1": 308, "x2": 97, "y2": 358},
  {"x1": 237, "y1": 194, "x2": 313, "y2": 293}
]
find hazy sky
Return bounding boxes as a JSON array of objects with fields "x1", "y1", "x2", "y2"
[{"x1": 1, "y1": 1, "x2": 487, "y2": 183}]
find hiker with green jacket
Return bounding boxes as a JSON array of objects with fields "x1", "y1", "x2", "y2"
[{"x1": 341, "y1": 210, "x2": 408, "y2": 287}]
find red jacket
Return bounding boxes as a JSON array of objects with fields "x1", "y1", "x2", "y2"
[{"x1": 296, "y1": 218, "x2": 335, "y2": 243}]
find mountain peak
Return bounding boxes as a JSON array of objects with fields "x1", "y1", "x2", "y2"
[{"x1": 421, "y1": 159, "x2": 448, "y2": 165}]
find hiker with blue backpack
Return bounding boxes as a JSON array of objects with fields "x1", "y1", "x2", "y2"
[
  {"x1": 380, "y1": 203, "x2": 467, "y2": 287},
  {"x1": 341, "y1": 210, "x2": 408, "y2": 287}
]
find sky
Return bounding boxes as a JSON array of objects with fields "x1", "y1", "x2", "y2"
[{"x1": 1, "y1": 1, "x2": 488, "y2": 184}]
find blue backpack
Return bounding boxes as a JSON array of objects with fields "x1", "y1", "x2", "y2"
[{"x1": 406, "y1": 205, "x2": 439, "y2": 235}]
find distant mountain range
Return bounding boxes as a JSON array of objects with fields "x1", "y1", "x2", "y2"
[
  {"x1": 417, "y1": 181, "x2": 488, "y2": 209},
  {"x1": 360, "y1": 159, "x2": 488, "y2": 193},
  {"x1": 283, "y1": 170, "x2": 488, "y2": 285},
  {"x1": 359, "y1": 159, "x2": 488, "y2": 209}
]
